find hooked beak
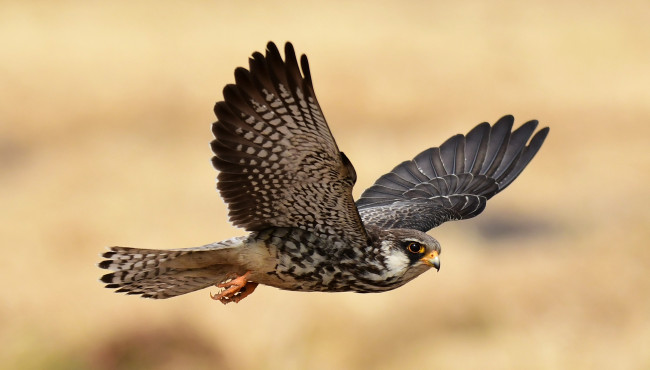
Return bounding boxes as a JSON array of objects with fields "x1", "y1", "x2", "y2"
[{"x1": 420, "y1": 251, "x2": 440, "y2": 271}]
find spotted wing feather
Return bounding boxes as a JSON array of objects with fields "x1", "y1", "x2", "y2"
[
  {"x1": 212, "y1": 42, "x2": 368, "y2": 247},
  {"x1": 357, "y1": 115, "x2": 549, "y2": 231}
]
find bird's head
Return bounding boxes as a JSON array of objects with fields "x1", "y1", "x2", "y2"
[{"x1": 377, "y1": 228, "x2": 441, "y2": 284}]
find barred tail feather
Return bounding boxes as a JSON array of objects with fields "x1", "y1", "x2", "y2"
[{"x1": 99, "y1": 238, "x2": 245, "y2": 299}]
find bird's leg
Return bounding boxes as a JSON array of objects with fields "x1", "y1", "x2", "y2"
[{"x1": 210, "y1": 271, "x2": 258, "y2": 304}]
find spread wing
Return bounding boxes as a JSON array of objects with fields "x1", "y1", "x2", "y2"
[
  {"x1": 356, "y1": 115, "x2": 549, "y2": 232},
  {"x1": 211, "y1": 42, "x2": 369, "y2": 247}
]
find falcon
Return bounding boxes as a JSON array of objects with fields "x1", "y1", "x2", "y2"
[{"x1": 99, "y1": 42, "x2": 549, "y2": 304}]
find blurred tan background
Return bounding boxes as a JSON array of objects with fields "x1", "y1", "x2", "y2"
[{"x1": 1, "y1": 0, "x2": 649, "y2": 369}]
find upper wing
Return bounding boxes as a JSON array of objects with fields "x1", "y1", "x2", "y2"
[
  {"x1": 356, "y1": 115, "x2": 549, "y2": 232},
  {"x1": 211, "y1": 42, "x2": 369, "y2": 247}
]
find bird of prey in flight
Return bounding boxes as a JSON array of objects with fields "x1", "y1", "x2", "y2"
[{"x1": 100, "y1": 42, "x2": 549, "y2": 304}]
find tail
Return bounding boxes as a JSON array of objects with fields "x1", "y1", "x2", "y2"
[{"x1": 99, "y1": 237, "x2": 245, "y2": 299}]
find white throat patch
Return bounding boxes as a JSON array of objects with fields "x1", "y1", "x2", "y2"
[{"x1": 380, "y1": 240, "x2": 409, "y2": 277}]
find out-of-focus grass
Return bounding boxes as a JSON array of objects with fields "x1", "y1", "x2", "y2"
[{"x1": 1, "y1": 1, "x2": 649, "y2": 369}]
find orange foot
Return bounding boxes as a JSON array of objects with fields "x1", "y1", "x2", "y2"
[{"x1": 210, "y1": 271, "x2": 258, "y2": 305}]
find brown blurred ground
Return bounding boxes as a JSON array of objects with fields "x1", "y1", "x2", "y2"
[{"x1": 1, "y1": 1, "x2": 649, "y2": 369}]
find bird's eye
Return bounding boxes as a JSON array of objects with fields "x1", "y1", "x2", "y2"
[{"x1": 406, "y1": 242, "x2": 425, "y2": 254}]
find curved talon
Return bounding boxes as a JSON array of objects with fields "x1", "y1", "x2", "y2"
[
  {"x1": 217, "y1": 273, "x2": 239, "y2": 286},
  {"x1": 209, "y1": 271, "x2": 258, "y2": 304}
]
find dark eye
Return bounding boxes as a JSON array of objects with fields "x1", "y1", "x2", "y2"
[{"x1": 406, "y1": 242, "x2": 425, "y2": 254}]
